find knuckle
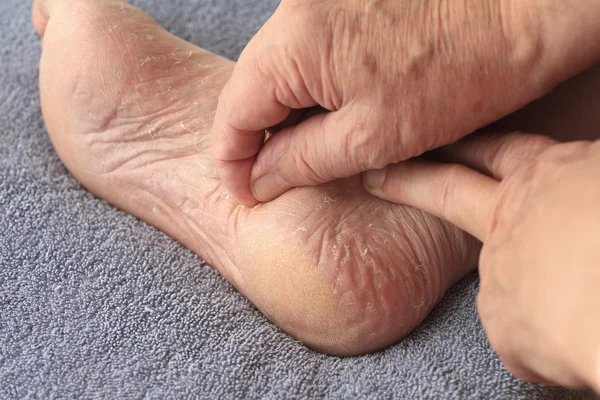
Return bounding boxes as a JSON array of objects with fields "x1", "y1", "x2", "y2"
[
  {"x1": 272, "y1": 45, "x2": 315, "y2": 108},
  {"x1": 289, "y1": 132, "x2": 327, "y2": 184},
  {"x1": 296, "y1": 148, "x2": 326, "y2": 184},
  {"x1": 479, "y1": 133, "x2": 509, "y2": 171},
  {"x1": 437, "y1": 164, "x2": 464, "y2": 220},
  {"x1": 340, "y1": 122, "x2": 367, "y2": 168},
  {"x1": 254, "y1": 10, "x2": 325, "y2": 109},
  {"x1": 482, "y1": 132, "x2": 555, "y2": 177},
  {"x1": 505, "y1": 134, "x2": 554, "y2": 172},
  {"x1": 512, "y1": 133, "x2": 555, "y2": 160},
  {"x1": 221, "y1": 57, "x2": 273, "y2": 127},
  {"x1": 347, "y1": 132, "x2": 379, "y2": 172},
  {"x1": 247, "y1": 54, "x2": 275, "y2": 94},
  {"x1": 344, "y1": 113, "x2": 394, "y2": 172}
]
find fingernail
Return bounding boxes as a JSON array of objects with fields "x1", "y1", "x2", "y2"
[
  {"x1": 253, "y1": 172, "x2": 288, "y2": 202},
  {"x1": 363, "y1": 168, "x2": 387, "y2": 191}
]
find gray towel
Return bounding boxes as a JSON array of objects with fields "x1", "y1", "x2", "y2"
[{"x1": 0, "y1": 0, "x2": 594, "y2": 398}]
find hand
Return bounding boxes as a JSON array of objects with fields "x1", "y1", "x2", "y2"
[
  {"x1": 212, "y1": 0, "x2": 600, "y2": 206},
  {"x1": 363, "y1": 132, "x2": 600, "y2": 389}
]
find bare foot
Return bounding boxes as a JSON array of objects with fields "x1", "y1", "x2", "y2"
[{"x1": 34, "y1": 0, "x2": 479, "y2": 355}]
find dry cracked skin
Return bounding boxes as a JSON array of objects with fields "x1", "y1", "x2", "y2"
[{"x1": 34, "y1": 0, "x2": 600, "y2": 355}]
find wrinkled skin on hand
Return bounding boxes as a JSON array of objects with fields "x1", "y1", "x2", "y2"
[{"x1": 212, "y1": 0, "x2": 600, "y2": 206}]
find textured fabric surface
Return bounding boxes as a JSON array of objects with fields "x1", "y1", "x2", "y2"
[{"x1": 0, "y1": 0, "x2": 594, "y2": 398}]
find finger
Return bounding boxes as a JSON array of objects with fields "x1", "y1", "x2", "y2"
[
  {"x1": 363, "y1": 160, "x2": 498, "y2": 241},
  {"x1": 434, "y1": 132, "x2": 557, "y2": 180},
  {"x1": 212, "y1": 23, "x2": 319, "y2": 206},
  {"x1": 211, "y1": 78, "x2": 288, "y2": 207},
  {"x1": 248, "y1": 105, "x2": 397, "y2": 203}
]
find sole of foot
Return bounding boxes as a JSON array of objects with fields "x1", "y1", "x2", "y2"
[{"x1": 36, "y1": 0, "x2": 600, "y2": 355}]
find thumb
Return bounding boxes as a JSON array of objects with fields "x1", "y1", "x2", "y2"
[{"x1": 250, "y1": 106, "x2": 395, "y2": 202}]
